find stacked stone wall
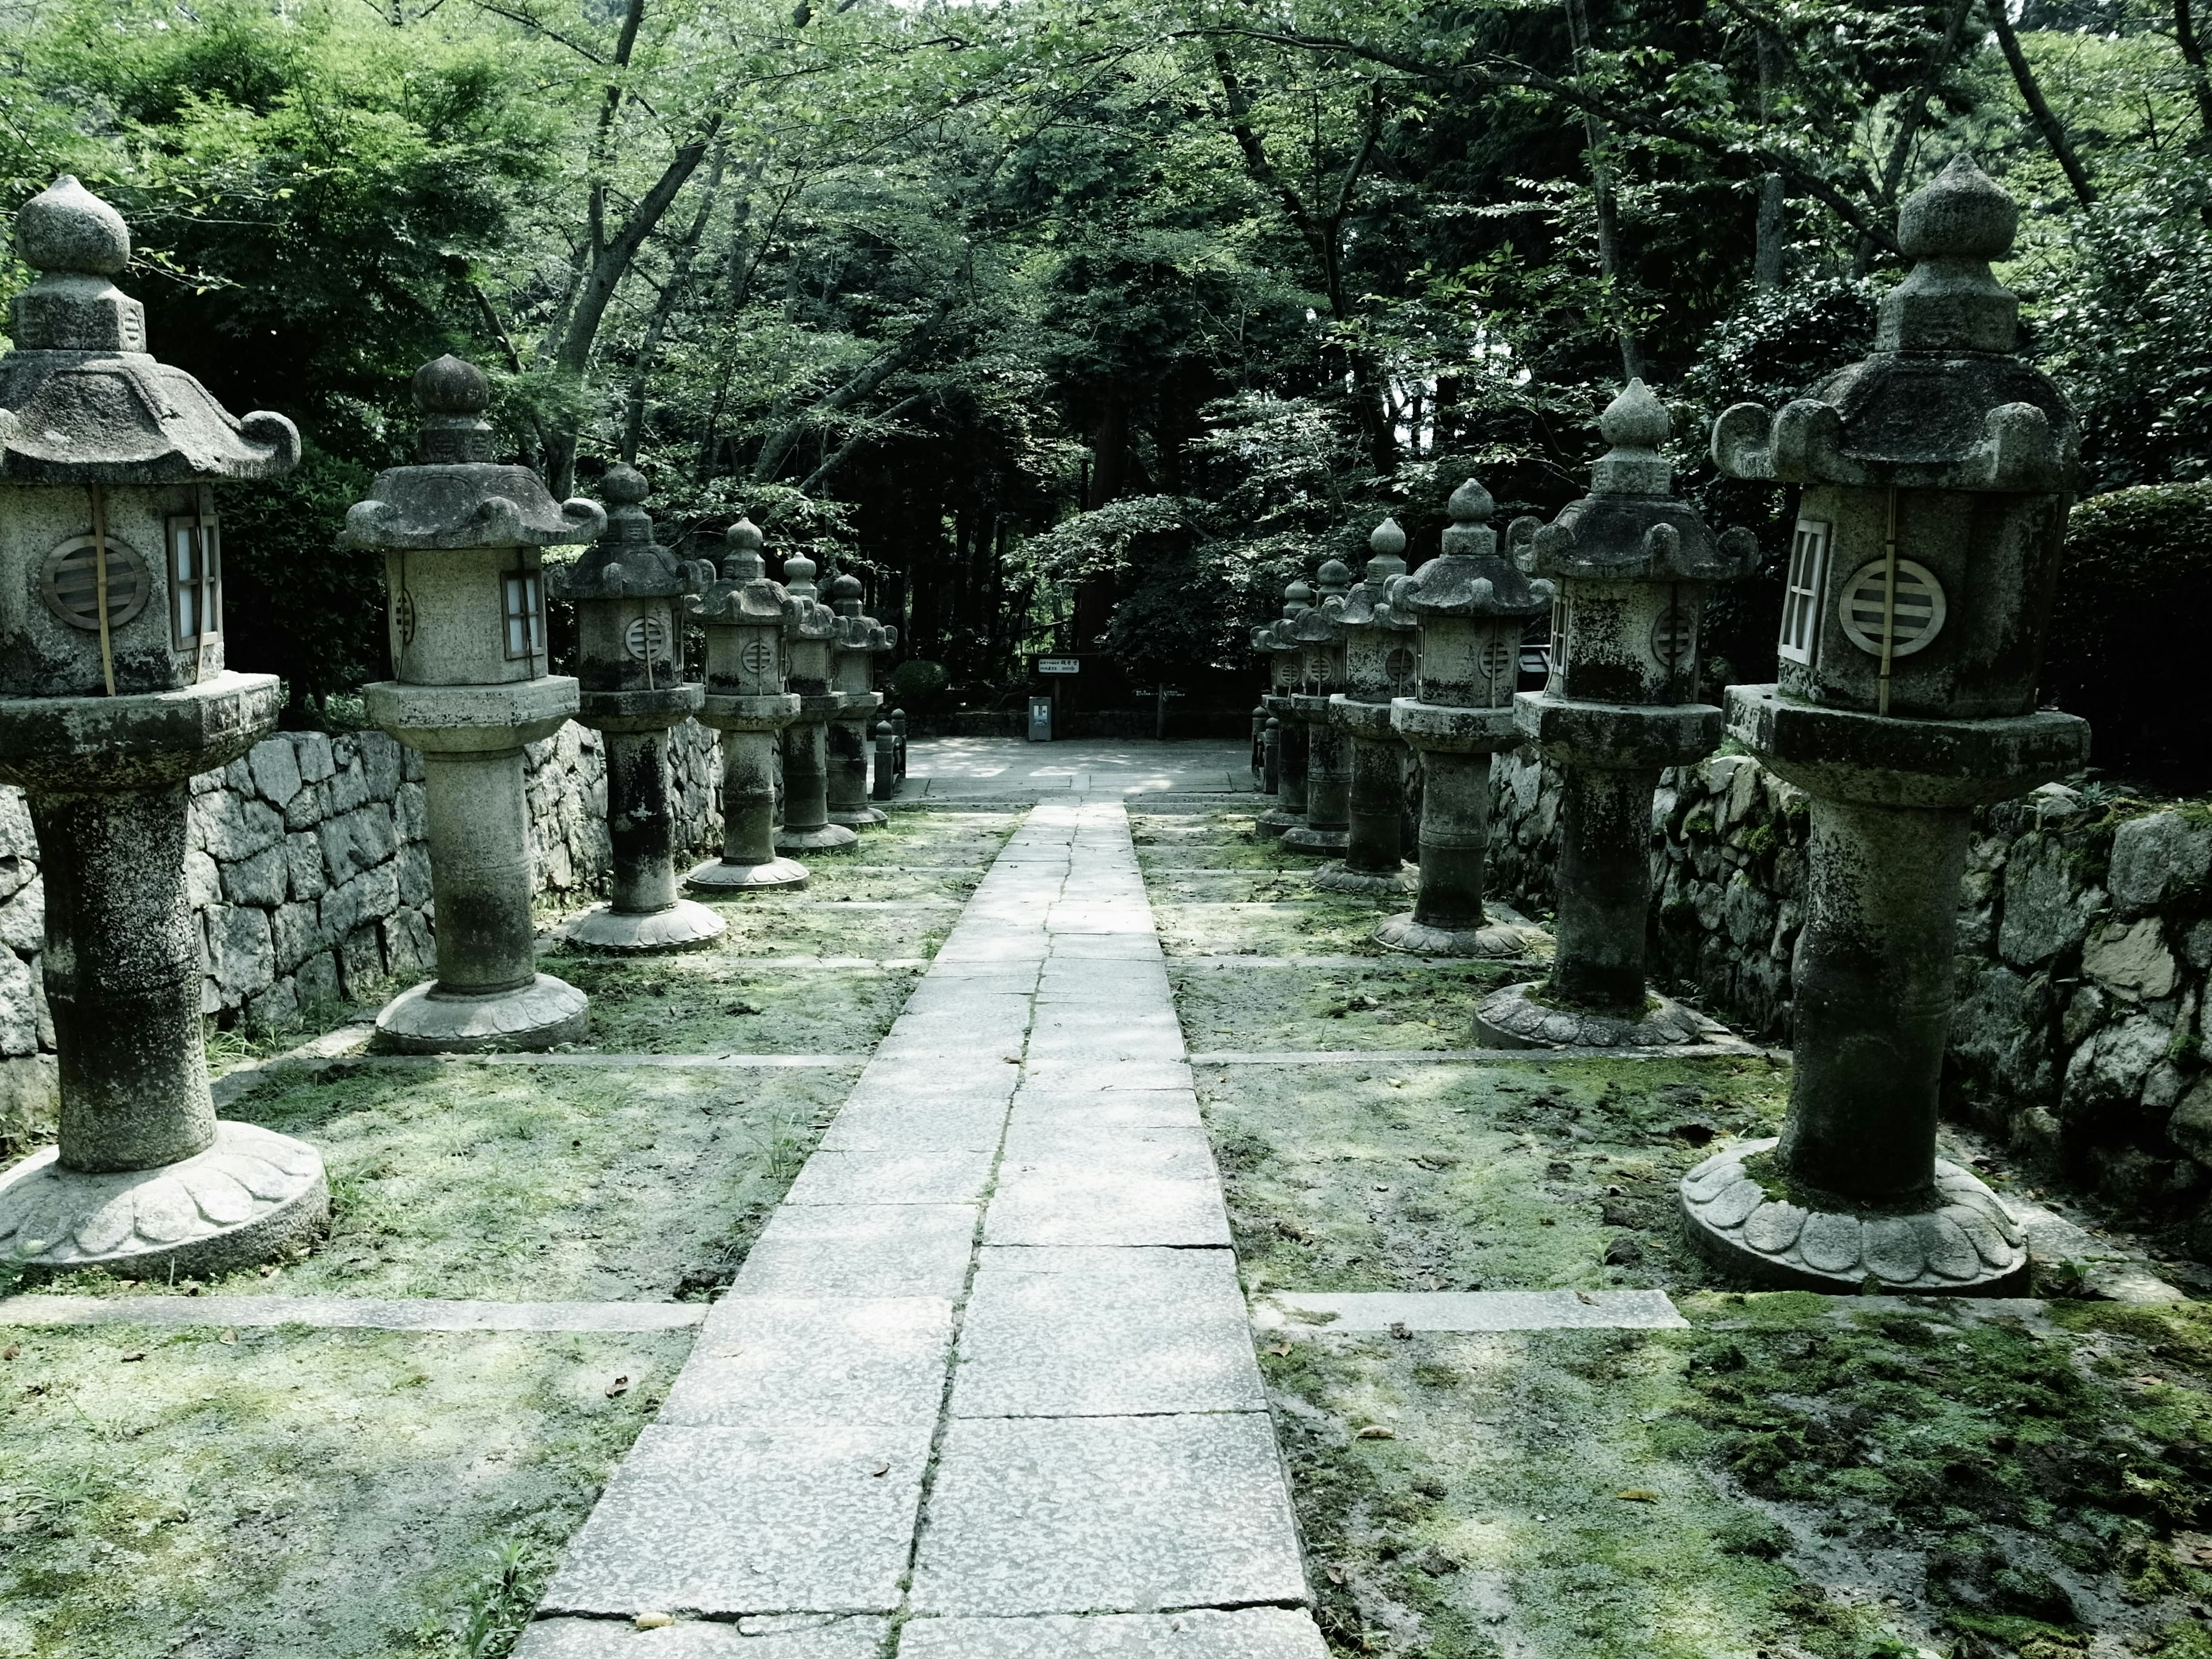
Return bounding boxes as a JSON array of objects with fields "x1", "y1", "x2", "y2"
[
  {"x1": 1489, "y1": 747, "x2": 2212, "y2": 1226},
  {"x1": 0, "y1": 722, "x2": 722, "y2": 1150}
]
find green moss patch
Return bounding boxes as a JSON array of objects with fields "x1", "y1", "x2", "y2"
[
  {"x1": 538, "y1": 953, "x2": 918, "y2": 1055},
  {"x1": 1206, "y1": 1056, "x2": 1788, "y2": 1298},
  {"x1": 676, "y1": 896, "x2": 957, "y2": 961},
  {"x1": 29, "y1": 1062, "x2": 840, "y2": 1304},
  {"x1": 0, "y1": 1322, "x2": 678, "y2": 1658},
  {"x1": 1173, "y1": 960, "x2": 1526, "y2": 1053}
]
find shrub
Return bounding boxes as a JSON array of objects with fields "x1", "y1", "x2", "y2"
[
  {"x1": 2044, "y1": 482, "x2": 2212, "y2": 793},
  {"x1": 888, "y1": 657, "x2": 949, "y2": 710}
]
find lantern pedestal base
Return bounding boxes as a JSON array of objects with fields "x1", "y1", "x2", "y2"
[
  {"x1": 373, "y1": 974, "x2": 588, "y2": 1054},
  {"x1": 1473, "y1": 981, "x2": 1744, "y2": 1051},
  {"x1": 1279, "y1": 824, "x2": 1349, "y2": 855},
  {"x1": 0, "y1": 1122, "x2": 327, "y2": 1280},
  {"x1": 1312, "y1": 860, "x2": 1414, "y2": 896},
  {"x1": 828, "y1": 806, "x2": 888, "y2": 828},
  {"x1": 687, "y1": 855, "x2": 809, "y2": 893},
  {"x1": 1374, "y1": 903, "x2": 1547, "y2": 960},
  {"x1": 1253, "y1": 809, "x2": 1305, "y2": 840},
  {"x1": 775, "y1": 821, "x2": 859, "y2": 854},
  {"x1": 1679, "y1": 1138, "x2": 2028, "y2": 1295},
  {"x1": 559, "y1": 898, "x2": 726, "y2": 954}
]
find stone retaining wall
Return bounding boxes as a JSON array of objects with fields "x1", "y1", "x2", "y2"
[
  {"x1": 1488, "y1": 748, "x2": 2212, "y2": 1230},
  {"x1": 0, "y1": 722, "x2": 724, "y2": 1151}
]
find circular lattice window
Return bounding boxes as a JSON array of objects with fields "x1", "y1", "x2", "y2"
[
  {"x1": 1383, "y1": 646, "x2": 1415, "y2": 690},
  {"x1": 625, "y1": 613, "x2": 671, "y2": 661},
  {"x1": 1649, "y1": 604, "x2": 1696, "y2": 673},
  {"x1": 40, "y1": 536, "x2": 150, "y2": 633},
  {"x1": 1838, "y1": 558, "x2": 1947, "y2": 659},
  {"x1": 1477, "y1": 634, "x2": 1516, "y2": 686},
  {"x1": 740, "y1": 635, "x2": 778, "y2": 677},
  {"x1": 393, "y1": 589, "x2": 418, "y2": 648}
]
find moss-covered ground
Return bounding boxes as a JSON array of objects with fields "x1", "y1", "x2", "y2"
[
  {"x1": 1145, "y1": 805, "x2": 2212, "y2": 1659},
  {"x1": 0, "y1": 1322, "x2": 677, "y2": 1658}
]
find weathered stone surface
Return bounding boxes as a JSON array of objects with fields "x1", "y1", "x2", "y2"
[
  {"x1": 246, "y1": 736, "x2": 302, "y2": 809},
  {"x1": 897, "y1": 1612, "x2": 1331, "y2": 1658},
  {"x1": 2084, "y1": 916, "x2": 2177, "y2": 1002},
  {"x1": 2109, "y1": 811, "x2": 2212, "y2": 914},
  {"x1": 2000, "y1": 837, "x2": 2101, "y2": 967},
  {"x1": 0, "y1": 876, "x2": 40, "y2": 956},
  {"x1": 516, "y1": 1618, "x2": 889, "y2": 1658},
  {"x1": 221, "y1": 842, "x2": 290, "y2": 908}
]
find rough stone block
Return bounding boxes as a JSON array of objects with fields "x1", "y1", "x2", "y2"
[
  {"x1": 321, "y1": 804, "x2": 399, "y2": 887},
  {"x1": 396, "y1": 779, "x2": 427, "y2": 843},
  {"x1": 271, "y1": 899, "x2": 323, "y2": 976},
  {"x1": 293, "y1": 950, "x2": 340, "y2": 1010},
  {"x1": 0, "y1": 790, "x2": 34, "y2": 859},
  {"x1": 2084, "y1": 916, "x2": 2177, "y2": 1002},
  {"x1": 539, "y1": 1423, "x2": 932, "y2": 1617},
  {"x1": 338, "y1": 923, "x2": 385, "y2": 997},
  {"x1": 361, "y1": 733, "x2": 403, "y2": 801},
  {"x1": 2000, "y1": 838, "x2": 2102, "y2": 968},
  {"x1": 290, "y1": 731, "x2": 334, "y2": 783},
  {"x1": 0, "y1": 948, "x2": 39, "y2": 1056},
  {"x1": 327, "y1": 754, "x2": 372, "y2": 816},
  {"x1": 908, "y1": 1414, "x2": 1306, "y2": 1616},
  {"x1": 246, "y1": 978, "x2": 300, "y2": 1035},
  {"x1": 247, "y1": 736, "x2": 303, "y2": 809},
  {"x1": 382, "y1": 910, "x2": 434, "y2": 982},
  {"x1": 321, "y1": 860, "x2": 400, "y2": 942},
  {"x1": 0, "y1": 854, "x2": 33, "y2": 906},
  {"x1": 222, "y1": 842, "x2": 291, "y2": 908},
  {"x1": 952, "y1": 1247, "x2": 1263, "y2": 1418},
  {"x1": 397, "y1": 840, "x2": 433, "y2": 909},
  {"x1": 2110, "y1": 810, "x2": 2212, "y2": 915},
  {"x1": 203, "y1": 903, "x2": 276, "y2": 1000},
  {"x1": 895, "y1": 1612, "x2": 1330, "y2": 1658},
  {"x1": 197, "y1": 789, "x2": 285, "y2": 863},
  {"x1": 283, "y1": 831, "x2": 327, "y2": 902},
  {"x1": 0, "y1": 1052, "x2": 57, "y2": 1144},
  {"x1": 0, "y1": 876, "x2": 42, "y2": 956}
]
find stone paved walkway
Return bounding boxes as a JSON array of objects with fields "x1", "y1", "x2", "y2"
[{"x1": 516, "y1": 799, "x2": 1326, "y2": 1658}]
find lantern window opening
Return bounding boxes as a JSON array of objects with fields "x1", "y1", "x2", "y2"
[
  {"x1": 503, "y1": 567, "x2": 546, "y2": 664},
  {"x1": 41, "y1": 532, "x2": 151, "y2": 636},
  {"x1": 1520, "y1": 613, "x2": 1551, "y2": 680},
  {"x1": 165, "y1": 502, "x2": 222, "y2": 654},
  {"x1": 1547, "y1": 596, "x2": 1569, "y2": 688},
  {"x1": 1779, "y1": 518, "x2": 1831, "y2": 666}
]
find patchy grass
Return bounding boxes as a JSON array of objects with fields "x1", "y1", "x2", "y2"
[
  {"x1": 1173, "y1": 959, "x2": 1529, "y2": 1053},
  {"x1": 537, "y1": 954, "x2": 919, "y2": 1055},
  {"x1": 1263, "y1": 1298, "x2": 2212, "y2": 1659},
  {"x1": 0, "y1": 1321, "x2": 679, "y2": 1658},
  {"x1": 19, "y1": 1062, "x2": 843, "y2": 1304}
]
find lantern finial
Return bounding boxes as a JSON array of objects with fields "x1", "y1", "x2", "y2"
[
  {"x1": 723, "y1": 517, "x2": 765, "y2": 581},
  {"x1": 1593, "y1": 380, "x2": 1672, "y2": 495},
  {"x1": 1878, "y1": 154, "x2": 2021, "y2": 355},
  {"x1": 412, "y1": 355, "x2": 496, "y2": 464},
  {"x1": 1369, "y1": 517, "x2": 1407, "y2": 561},
  {"x1": 14, "y1": 176, "x2": 128, "y2": 275}
]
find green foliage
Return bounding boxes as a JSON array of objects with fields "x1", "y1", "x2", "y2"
[
  {"x1": 888, "y1": 658, "x2": 949, "y2": 708},
  {"x1": 2044, "y1": 482, "x2": 2212, "y2": 790}
]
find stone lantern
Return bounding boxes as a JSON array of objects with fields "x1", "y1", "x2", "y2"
[
  {"x1": 688, "y1": 520, "x2": 806, "y2": 891},
  {"x1": 1255, "y1": 580, "x2": 1311, "y2": 839},
  {"x1": 0, "y1": 176, "x2": 326, "y2": 1275},
  {"x1": 347, "y1": 355, "x2": 602, "y2": 1052},
  {"x1": 1379, "y1": 479, "x2": 1555, "y2": 956},
  {"x1": 1680, "y1": 156, "x2": 2086, "y2": 1294},
  {"x1": 546, "y1": 464, "x2": 722, "y2": 952},
  {"x1": 1475, "y1": 383, "x2": 1759, "y2": 1046},
  {"x1": 1317, "y1": 518, "x2": 1418, "y2": 894},
  {"x1": 773, "y1": 551, "x2": 855, "y2": 855},
  {"x1": 1282, "y1": 559, "x2": 1353, "y2": 856},
  {"x1": 826, "y1": 571, "x2": 895, "y2": 829}
]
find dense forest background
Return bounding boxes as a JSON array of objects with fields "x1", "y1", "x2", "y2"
[{"x1": 0, "y1": 0, "x2": 2204, "y2": 771}]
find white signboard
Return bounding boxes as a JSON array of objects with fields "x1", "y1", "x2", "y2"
[{"x1": 1037, "y1": 658, "x2": 1081, "y2": 675}]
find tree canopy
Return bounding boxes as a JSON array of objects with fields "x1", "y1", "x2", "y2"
[{"x1": 0, "y1": 0, "x2": 2199, "y2": 724}]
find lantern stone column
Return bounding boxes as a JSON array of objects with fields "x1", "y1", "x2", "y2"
[
  {"x1": 774, "y1": 554, "x2": 857, "y2": 854},
  {"x1": 0, "y1": 177, "x2": 326, "y2": 1276},
  {"x1": 349, "y1": 356, "x2": 600, "y2": 1052},
  {"x1": 1255, "y1": 581, "x2": 1312, "y2": 839},
  {"x1": 547, "y1": 465, "x2": 723, "y2": 952},
  {"x1": 689, "y1": 520, "x2": 807, "y2": 892},
  {"x1": 1476, "y1": 383, "x2": 1759, "y2": 1047},
  {"x1": 1679, "y1": 157, "x2": 2088, "y2": 1295},
  {"x1": 1377, "y1": 480, "x2": 1555, "y2": 957},
  {"x1": 1318, "y1": 518, "x2": 1418, "y2": 895},
  {"x1": 826, "y1": 572, "x2": 894, "y2": 828},
  {"x1": 1283, "y1": 560, "x2": 1353, "y2": 855}
]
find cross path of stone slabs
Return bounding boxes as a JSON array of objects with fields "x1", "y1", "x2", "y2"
[{"x1": 518, "y1": 799, "x2": 1326, "y2": 1659}]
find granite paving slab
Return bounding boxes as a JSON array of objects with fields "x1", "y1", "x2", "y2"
[
  {"x1": 908, "y1": 1413, "x2": 1308, "y2": 1615},
  {"x1": 1249, "y1": 1288, "x2": 1690, "y2": 1333},
  {"x1": 780, "y1": 1147, "x2": 998, "y2": 1206},
  {"x1": 953, "y1": 1247, "x2": 1264, "y2": 1417},
  {"x1": 660, "y1": 1296, "x2": 956, "y2": 1429},
  {"x1": 517, "y1": 1618, "x2": 891, "y2": 1658},
  {"x1": 540, "y1": 1423, "x2": 933, "y2": 1616},
  {"x1": 733, "y1": 1203, "x2": 980, "y2": 1298},
  {"x1": 0, "y1": 1294, "x2": 709, "y2": 1332},
  {"x1": 895, "y1": 1611, "x2": 1330, "y2": 1658}
]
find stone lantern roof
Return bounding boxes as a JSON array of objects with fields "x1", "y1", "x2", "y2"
[
  {"x1": 1711, "y1": 156, "x2": 2074, "y2": 493},
  {"x1": 692, "y1": 517, "x2": 791, "y2": 625},
  {"x1": 547, "y1": 463, "x2": 711, "y2": 603},
  {"x1": 779, "y1": 552, "x2": 838, "y2": 641},
  {"x1": 1339, "y1": 520, "x2": 1415, "y2": 633},
  {"x1": 342, "y1": 356, "x2": 604, "y2": 550},
  {"x1": 0, "y1": 176, "x2": 298, "y2": 484},
  {"x1": 1392, "y1": 479, "x2": 1553, "y2": 621},
  {"x1": 1290, "y1": 559, "x2": 1351, "y2": 646},
  {"x1": 830, "y1": 569, "x2": 897, "y2": 653},
  {"x1": 1531, "y1": 383, "x2": 1759, "y2": 583}
]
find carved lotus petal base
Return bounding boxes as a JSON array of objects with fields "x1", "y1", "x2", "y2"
[
  {"x1": 1311, "y1": 861, "x2": 1415, "y2": 896},
  {"x1": 1280, "y1": 825, "x2": 1351, "y2": 856},
  {"x1": 1253, "y1": 810, "x2": 1305, "y2": 840},
  {"x1": 1374, "y1": 905, "x2": 1550, "y2": 961},
  {"x1": 0, "y1": 1122, "x2": 328, "y2": 1279},
  {"x1": 559, "y1": 899, "x2": 726, "y2": 955},
  {"x1": 828, "y1": 806, "x2": 888, "y2": 828},
  {"x1": 1474, "y1": 981, "x2": 1738, "y2": 1052},
  {"x1": 776, "y1": 823, "x2": 859, "y2": 853},
  {"x1": 1679, "y1": 1137, "x2": 2029, "y2": 1295},
  {"x1": 374, "y1": 974, "x2": 589, "y2": 1055},
  {"x1": 686, "y1": 856, "x2": 808, "y2": 893}
]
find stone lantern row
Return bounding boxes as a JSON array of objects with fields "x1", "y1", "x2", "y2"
[
  {"x1": 0, "y1": 177, "x2": 901, "y2": 1283},
  {"x1": 1259, "y1": 155, "x2": 2083, "y2": 1299}
]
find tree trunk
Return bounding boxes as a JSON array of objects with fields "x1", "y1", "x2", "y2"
[
  {"x1": 1988, "y1": 0, "x2": 2097, "y2": 209},
  {"x1": 1853, "y1": 0, "x2": 1979, "y2": 275},
  {"x1": 1563, "y1": 0, "x2": 1645, "y2": 382}
]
